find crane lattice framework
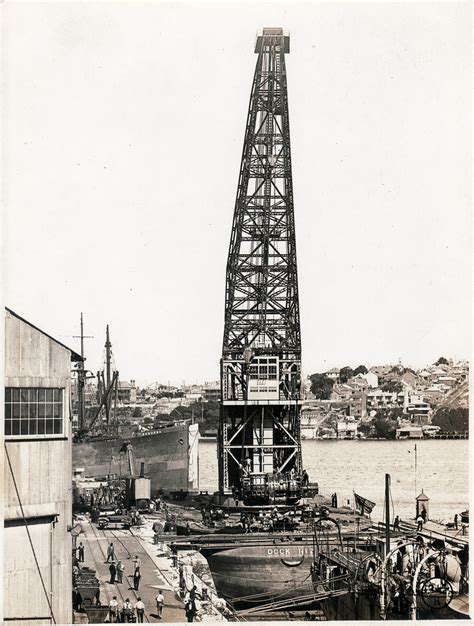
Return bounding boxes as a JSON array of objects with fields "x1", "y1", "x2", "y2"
[{"x1": 219, "y1": 28, "x2": 303, "y2": 503}]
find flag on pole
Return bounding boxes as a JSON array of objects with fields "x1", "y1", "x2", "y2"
[{"x1": 354, "y1": 492, "x2": 376, "y2": 516}]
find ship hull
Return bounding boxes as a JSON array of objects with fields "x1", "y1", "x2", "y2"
[
  {"x1": 202, "y1": 541, "x2": 316, "y2": 606},
  {"x1": 73, "y1": 423, "x2": 199, "y2": 493},
  {"x1": 320, "y1": 592, "x2": 382, "y2": 621}
]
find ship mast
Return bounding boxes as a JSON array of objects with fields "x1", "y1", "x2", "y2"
[
  {"x1": 105, "y1": 324, "x2": 112, "y2": 421},
  {"x1": 73, "y1": 312, "x2": 93, "y2": 432},
  {"x1": 219, "y1": 28, "x2": 303, "y2": 504},
  {"x1": 84, "y1": 324, "x2": 119, "y2": 435}
]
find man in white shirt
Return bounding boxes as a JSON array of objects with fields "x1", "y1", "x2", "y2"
[
  {"x1": 155, "y1": 590, "x2": 165, "y2": 619},
  {"x1": 134, "y1": 597, "x2": 146, "y2": 623},
  {"x1": 108, "y1": 596, "x2": 119, "y2": 623},
  {"x1": 122, "y1": 598, "x2": 133, "y2": 623},
  {"x1": 117, "y1": 560, "x2": 124, "y2": 583}
]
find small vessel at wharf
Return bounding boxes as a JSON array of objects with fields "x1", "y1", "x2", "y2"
[
  {"x1": 72, "y1": 321, "x2": 199, "y2": 493},
  {"x1": 309, "y1": 475, "x2": 470, "y2": 621}
]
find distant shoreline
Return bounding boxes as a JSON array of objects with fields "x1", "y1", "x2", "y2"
[{"x1": 199, "y1": 436, "x2": 469, "y2": 442}]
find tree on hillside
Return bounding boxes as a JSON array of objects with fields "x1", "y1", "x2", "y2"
[
  {"x1": 156, "y1": 390, "x2": 184, "y2": 399},
  {"x1": 170, "y1": 401, "x2": 220, "y2": 429},
  {"x1": 381, "y1": 380, "x2": 403, "y2": 393},
  {"x1": 435, "y1": 356, "x2": 449, "y2": 366},
  {"x1": 154, "y1": 413, "x2": 174, "y2": 422},
  {"x1": 339, "y1": 366, "x2": 354, "y2": 383},
  {"x1": 354, "y1": 365, "x2": 368, "y2": 376},
  {"x1": 374, "y1": 407, "x2": 404, "y2": 421},
  {"x1": 309, "y1": 373, "x2": 334, "y2": 400},
  {"x1": 372, "y1": 417, "x2": 397, "y2": 439},
  {"x1": 432, "y1": 407, "x2": 468, "y2": 433},
  {"x1": 357, "y1": 422, "x2": 373, "y2": 436}
]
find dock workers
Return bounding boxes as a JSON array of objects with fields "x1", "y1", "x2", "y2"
[
  {"x1": 301, "y1": 469, "x2": 309, "y2": 487},
  {"x1": 106, "y1": 542, "x2": 115, "y2": 562},
  {"x1": 109, "y1": 561, "x2": 117, "y2": 584},
  {"x1": 184, "y1": 586, "x2": 200, "y2": 622},
  {"x1": 133, "y1": 568, "x2": 142, "y2": 591},
  {"x1": 132, "y1": 554, "x2": 142, "y2": 590},
  {"x1": 108, "y1": 596, "x2": 119, "y2": 622},
  {"x1": 117, "y1": 597, "x2": 145, "y2": 623},
  {"x1": 122, "y1": 598, "x2": 134, "y2": 622},
  {"x1": 153, "y1": 520, "x2": 162, "y2": 544},
  {"x1": 155, "y1": 589, "x2": 165, "y2": 619},
  {"x1": 134, "y1": 597, "x2": 146, "y2": 623},
  {"x1": 116, "y1": 559, "x2": 124, "y2": 583},
  {"x1": 133, "y1": 555, "x2": 142, "y2": 571}
]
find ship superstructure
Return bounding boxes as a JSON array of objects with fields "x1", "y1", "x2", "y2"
[{"x1": 219, "y1": 28, "x2": 304, "y2": 504}]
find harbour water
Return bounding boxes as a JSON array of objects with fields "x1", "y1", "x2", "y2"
[{"x1": 198, "y1": 438, "x2": 469, "y2": 523}]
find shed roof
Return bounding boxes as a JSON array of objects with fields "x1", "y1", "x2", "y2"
[{"x1": 6, "y1": 307, "x2": 83, "y2": 362}]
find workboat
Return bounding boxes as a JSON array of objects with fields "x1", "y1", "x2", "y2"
[
  {"x1": 72, "y1": 321, "x2": 199, "y2": 493},
  {"x1": 311, "y1": 477, "x2": 470, "y2": 621},
  {"x1": 314, "y1": 537, "x2": 470, "y2": 621}
]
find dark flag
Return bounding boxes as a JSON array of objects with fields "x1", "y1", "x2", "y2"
[{"x1": 354, "y1": 492, "x2": 376, "y2": 516}]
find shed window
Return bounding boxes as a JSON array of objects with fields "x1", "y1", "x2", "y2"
[{"x1": 4, "y1": 387, "x2": 64, "y2": 438}]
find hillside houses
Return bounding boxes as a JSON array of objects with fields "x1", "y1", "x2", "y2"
[
  {"x1": 366, "y1": 389, "x2": 398, "y2": 410},
  {"x1": 325, "y1": 367, "x2": 340, "y2": 382},
  {"x1": 304, "y1": 358, "x2": 468, "y2": 438},
  {"x1": 358, "y1": 371, "x2": 378, "y2": 388}
]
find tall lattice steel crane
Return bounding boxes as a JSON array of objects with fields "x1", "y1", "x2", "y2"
[{"x1": 219, "y1": 28, "x2": 304, "y2": 504}]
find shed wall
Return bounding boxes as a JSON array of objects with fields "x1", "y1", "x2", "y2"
[{"x1": 4, "y1": 311, "x2": 73, "y2": 625}]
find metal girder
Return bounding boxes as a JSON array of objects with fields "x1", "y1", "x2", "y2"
[
  {"x1": 222, "y1": 28, "x2": 300, "y2": 356},
  {"x1": 219, "y1": 28, "x2": 304, "y2": 501}
]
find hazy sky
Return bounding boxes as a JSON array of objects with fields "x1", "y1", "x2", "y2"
[{"x1": 3, "y1": 2, "x2": 471, "y2": 386}]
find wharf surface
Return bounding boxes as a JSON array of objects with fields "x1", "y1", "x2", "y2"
[
  {"x1": 74, "y1": 518, "x2": 186, "y2": 623},
  {"x1": 399, "y1": 518, "x2": 469, "y2": 546}
]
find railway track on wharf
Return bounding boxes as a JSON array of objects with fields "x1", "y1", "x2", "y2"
[
  {"x1": 84, "y1": 519, "x2": 187, "y2": 623},
  {"x1": 87, "y1": 521, "x2": 152, "y2": 623}
]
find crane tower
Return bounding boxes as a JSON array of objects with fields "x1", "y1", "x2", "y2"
[{"x1": 219, "y1": 28, "x2": 304, "y2": 504}]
